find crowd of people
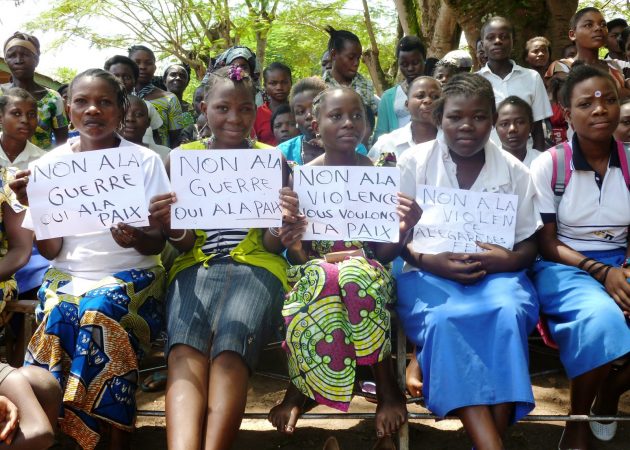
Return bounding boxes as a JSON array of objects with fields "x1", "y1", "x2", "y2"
[{"x1": 0, "y1": 5, "x2": 629, "y2": 450}]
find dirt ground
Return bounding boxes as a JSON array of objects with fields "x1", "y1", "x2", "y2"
[{"x1": 121, "y1": 343, "x2": 630, "y2": 450}]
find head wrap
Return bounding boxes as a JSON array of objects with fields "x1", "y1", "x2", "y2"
[
  {"x1": 441, "y1": 50, "x2": 472, "y2": 70},
  {"x1": 3, "y1": 38, "x2": 39, "y2": 57},
  {"x1": 213, "y1": 46, "x2": 257, "y2": 74}
]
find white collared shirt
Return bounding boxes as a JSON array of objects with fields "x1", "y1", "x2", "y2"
[
  {"x1": 368, "y1": 122, "x2": 415, "y2": 161},
  {"x1": 0, "y1": 134, "x2": 46, "y2": 171},
  {"x1": 530, "y1": 140, "x2": 630, "y2": 252},
  {"x1": 500, "y1": 142, "x2": 542, "y2": 169},
  {"x1": 478, "y1": 61, "x2": 552, "y2": 122},
  {"x1": 398, "y1": 135, "x2": 541, "y2": 253}
]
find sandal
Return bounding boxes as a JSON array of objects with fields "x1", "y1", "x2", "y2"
[
  {"x1": 589, "y1": 408, "x2": 617, "y2": 441},
  {"x1": 140, "y1": 370, "x2": 168, "y2": 393}
]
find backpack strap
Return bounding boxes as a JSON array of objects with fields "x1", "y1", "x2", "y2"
[
  {"x1": 550, "y1": 142, "x2": 573, "y2": 210},
  {"x1": 616, "y1": 140, "x2": 630, "y2": 189}
]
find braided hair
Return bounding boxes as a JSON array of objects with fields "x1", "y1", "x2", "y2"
[
  {"x1": 432, "y1": 73, "x2": 496, "y2": 125},
  {"x1": 203, "y1": 65, "x2": 257, "y2": 102},
  {"x1": 311, "y1": 86, "x2": 365, "y2": 120},
  {"x1": 325, "y1": 26, "x2": 361, "y2": 53}
]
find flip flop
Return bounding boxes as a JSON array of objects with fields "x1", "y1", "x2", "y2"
[{"x1": 140, "y1": 371, "x2": 168, "y2": 393}]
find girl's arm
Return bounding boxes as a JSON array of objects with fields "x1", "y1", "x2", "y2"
[
  {"x1": 539, "y1": 222, "x2": 630, "y2": 314},
  {"x1": 531, "y1": 121, "x2": 546, "y2": 151},
  {"x1": 267, "y1": 186, "x2": 308, "y2": 263},
  {"x1": 148, "y1": 193, "x2": 196, "y2": 253},
  {"x1": 0, "y1": 205, "x2": 33, "y2": 280},
  {"x1": 52, "y1": 126, "x2": 69, "y2": 147},
  {"x1": 36, "y1": 238, "x2": 63, "y2": 261}
]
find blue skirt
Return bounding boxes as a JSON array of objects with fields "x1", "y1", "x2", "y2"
[
  {"x1": 532, "y1": 248, "x2": 630, "y2": 378},
  {"x1": 396, "y1": 270, "x2": 539, "y2": 422}
]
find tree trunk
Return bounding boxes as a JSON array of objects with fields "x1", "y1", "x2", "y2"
[
  {"x1": 424, "y1": 0, "x2": 460, "y2": 59},
  {"x1": 361, "y1": 0, "x2": 390, "y2": 94},
  {"x1": 393, "y1": 0, "x2": 421, "y2": 36},
  {"x1": 545, "y1": 0, "x2": 579, "y2": 61},
  {"x1": 445, "y1": 0, "x2": 579, "y2": 66}
]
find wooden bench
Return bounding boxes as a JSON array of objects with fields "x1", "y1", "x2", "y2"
[{"x1": 3, "y1": 299, "x2": 38, "y2": 366}]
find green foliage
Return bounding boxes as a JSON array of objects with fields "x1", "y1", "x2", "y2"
[
  {"x1": 51, "y1": 66, "x2": 78, "y2": 83},
  {"x1": 237, "y1": 0, "x2": 398, "y2": 80},
  {"x1": 25, "y1": 0, "x2": 399, "y2": 89}
]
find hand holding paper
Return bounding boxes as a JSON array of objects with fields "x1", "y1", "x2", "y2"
[
  {"x1": 149, "y1": 192, "x2": 177, "y2": 231},
  {"x1": 8, "y1": 169, "x2": 30, "y2": 206},
  {"x1": 396, "y1": 193, "x2": 422, "y2": 236}
]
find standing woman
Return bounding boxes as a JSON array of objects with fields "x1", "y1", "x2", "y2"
[
  {"x1": 163, "y1": 64, "x2": 195, "y2": 129},
  {"x1": 524, "y1": 37, "x2": 551, "y2": 81},
  {"x1": 9, "y1": 69, "x2": 170, "y2": 450},
  {"x1": 129, "y1": 45, "x2": 183, "y2": 148},
  {"x1": 1, "y1": 32, "x2": 68, "y2": 150},
  {"x1": 374, "y1": 36, "x2": 426, "y2": 140},
  {"x1": 322, "y1": 26, "x2": 378, "y2": 116}
]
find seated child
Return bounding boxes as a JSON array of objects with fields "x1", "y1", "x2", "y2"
[
  {"x1": 397, "y1": 73, "x2": 541, "y2": 450},
  {"x1": 269, "y1": 87, "x2": 420, "y2": 442}
]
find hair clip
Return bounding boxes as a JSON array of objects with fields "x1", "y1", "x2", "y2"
[
  {"x1": 228, "y1": 65, "x2": 245, "y2": 81},
  {"x1": 594, "y1": 90, "x2": 602, "y2": 98}
]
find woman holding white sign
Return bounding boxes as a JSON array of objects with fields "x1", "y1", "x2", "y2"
[
  {"x1": 9, "y1": 69, "x2": 170, "y2": 450},
  {"x1": 149, "y1": 65, "x2": 290, "y2": 450},
  {"x1": 396, "y1": 73, "x2": 541, "y2": 450},
  {"x1": 530, "y1": 65, "x2": 630, "y2": 450},
  {"x1": 269, "y1": 86, "x2": 421, "y2": 443}
]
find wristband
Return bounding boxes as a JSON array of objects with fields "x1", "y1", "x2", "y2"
[
  {"x1": 168, "y1": 229, "x2": 188, "y2": 242},
  {"x1": 622, "y1": 257, "x2": 630, "y2": 268},
  {"x1": 268, "y1": 227, "x2": 281, "y2": 238}
]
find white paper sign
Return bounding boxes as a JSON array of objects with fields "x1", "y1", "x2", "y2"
[
  {"x1": 413, "y1": 185, "x2": 518, "y2": 254},
  {"x1": 294, "y1": 166, "x2": 400, "y2": 243},
  {"x1": 169, "y1": 149, "x2": 283, "y2": 229},
  {"x1": 27, "y1": 148, "x2": 148, "y2": 239}
]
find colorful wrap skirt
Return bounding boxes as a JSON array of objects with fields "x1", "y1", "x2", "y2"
[
  {"x1": 25, "y1": 266, "x2": 165, "y2": 450},
  {"x1": 396, "y1": 270, "x2": 539, "y2": 422},
  {"x1": 0, "y1": 277, "x2": 17, "y2": 317},
  {"x1": 532, "y1": 248, "x2": 630, "y2": 378},
  {"x1": 283, "y1": 256, "x2": 394, "y2": 412}
]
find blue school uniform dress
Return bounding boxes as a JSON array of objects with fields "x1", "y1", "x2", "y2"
[
  {"x1": 530, "y1": 137, "x2": 630, "y2": 378},
  {"x1": 396, "y1": 136, "x2": 541, "y2": 421}
]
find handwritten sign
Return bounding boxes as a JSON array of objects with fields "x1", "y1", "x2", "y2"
[
  {"x1": 413, "y1": 185, "x2": 518, "y2": 254},
  {"x1": 27, "y1": 148, "x2": 148, "y2": 239},
  {"x1": 169, "y1": 149, "x2": 283, "y2": 229},
  {"x1": 294, "y1": 166, "x2": 400, "y2": 243}
]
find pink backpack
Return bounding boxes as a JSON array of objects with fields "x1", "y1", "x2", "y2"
[{"x1": 550, "y1": 140, "x2": 630, "y2": 207}]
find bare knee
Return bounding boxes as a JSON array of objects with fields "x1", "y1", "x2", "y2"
[
  {"x1": 212, "y1": 351, "x2": 248, "y2": 374},
  {"x1": 18, "y1": 366, "x2": 62, "y2": 406},
  {"x1": 168, "y1": 344, "x2": 206, "y2": 365}
]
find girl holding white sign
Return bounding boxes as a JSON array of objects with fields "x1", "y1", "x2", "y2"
[
  {"x1": 530, "y1": 65, "x2": 630, "y2": 449},
  {"x1": 269, "y1": 86, "x2": 421, "y2": 443},
  {"x1": 148, "y1": 65, "x2": 291, "y2": 450},
  {"x1": 9, "y1": 69, "x2": 170, "y2": 450},
  {"x1": 396, "y1": 73, "x2": 541, "y2": 450}
]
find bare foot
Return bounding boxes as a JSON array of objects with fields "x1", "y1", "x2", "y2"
[
  {"x1": 405, "y1": 356, "x2": 423, "y2": 399},
  {"x1": 268, "y1": 383, "x2": 310, "y2": 435},
  {"x1": 109, "y1": 425, "x2": 131, "y2": 450},
  {"x1": 323, "y1": 436, "x2": 341, "y2": 450},
  {"x1": 372, "y1": 436, "x2": 396, "y2": 449},
  {"x1": 375, "y1": 376, "x2": 407, "y2": 438},
  {"x1": 559, "y1": 422, "x2": 590, "y2": 450}
]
